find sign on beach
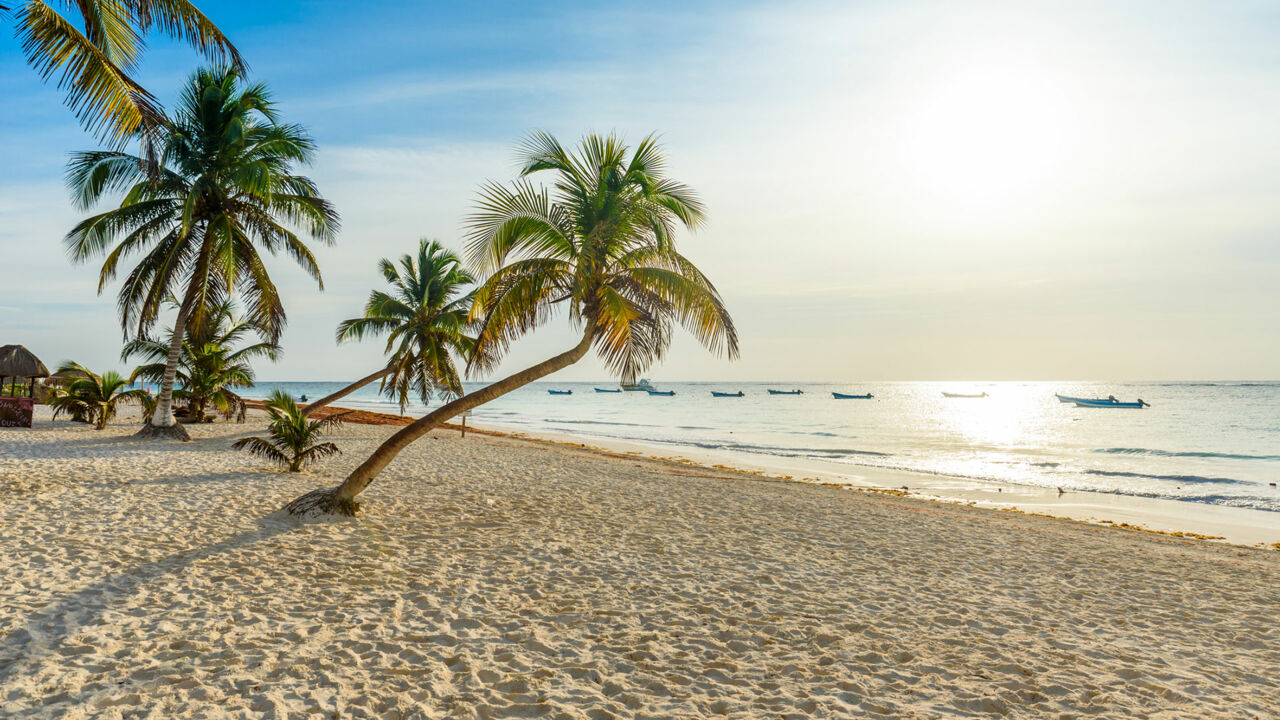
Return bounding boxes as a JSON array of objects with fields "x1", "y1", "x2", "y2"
[{"x1": 0, "y1": 397, "x2": 34, "y2": 428}]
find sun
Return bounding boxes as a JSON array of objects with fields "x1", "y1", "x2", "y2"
[{"x1": 893, "y1": 61, "x2": 1078, "y2": 218}]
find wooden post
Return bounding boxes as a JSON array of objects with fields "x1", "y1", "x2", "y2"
[{"x1": 460, "y1": 411, "x2": 467, "y2": 439}]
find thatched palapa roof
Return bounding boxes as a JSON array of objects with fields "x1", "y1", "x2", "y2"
[
  {"x1": 46, "y1": 367, "x2": 99, "y2": 386},
  {"x1": 0, "y1": 345, "x2": 51, "y2": 379}
]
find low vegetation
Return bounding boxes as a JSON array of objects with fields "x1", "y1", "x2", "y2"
[
  {"x1": 233, "y1": 390, "x2": 346, "y2": 472},
  {"x1": 47, "y1": 361, "x2": 152, "y2": 430}
]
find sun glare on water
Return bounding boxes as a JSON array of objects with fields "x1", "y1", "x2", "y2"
[{"x1": 929, "y1": 385, "x2": 1060, "y2": 451}]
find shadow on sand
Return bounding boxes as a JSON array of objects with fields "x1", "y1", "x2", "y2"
[{"x1": 0, "y1": 516, "x2": 301, "y2": 688}]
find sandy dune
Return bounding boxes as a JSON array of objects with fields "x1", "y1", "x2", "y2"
[{"x1": 2, "y1": 407, "x2": 1277, "y2": 718}]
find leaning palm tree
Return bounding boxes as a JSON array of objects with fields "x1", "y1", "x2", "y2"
[
  {"x1": 3, "y1": 0, "x2": 242, "y2": 146},
  {"x1": 301, "y1": 239, "x2": 477, "y2": 416},
  {"x1": 65, "y1": 65, "x2": 338, "y2": 440},
  {"x1": 48, "y1": 361, "x2": 152, "y2": 429},
  {"x1": 284, "y1": 131, "x2": 738, "y2": 516},
  {"x1": 125, "y1": 299, "x2": 278, "y2": 423},
  {"x1": 233, "y1": 390, "x2": 345, "y2": 472}
]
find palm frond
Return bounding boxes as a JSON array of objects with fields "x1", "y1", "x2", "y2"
[
  {"x1": 467, "y1": 132, "x2": 737, "y2": 382},
  {"x1": 231, "y1": 436, "x2": 289, "y2": 466},
  {"x1": 15, "y1": 1, "x2": 163, "y2": 145}
]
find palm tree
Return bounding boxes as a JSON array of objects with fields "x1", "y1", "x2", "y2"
[
  {"x1": 284, "y1": 131, "x2": 738, "y2": 516},
  {"x1": 2, "y1": 0, "x2": 242, "y2": 146},
  {"x1": 48, "y1": 361, "x2": 152, "y2": 430},
  {"x1": 301, "y1": 239, "x2": 477, "y2": 416},
  {"x1": 233, "y1": 390, "x2": 345, "y2": 472},
  {"x1": 125, "y1": 299, "x2": 278, "y2": 423},
  {"x1": 65, "y1": 65, "x2": 339, "y2": 440}
]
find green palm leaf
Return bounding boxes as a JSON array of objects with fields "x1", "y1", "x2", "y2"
[
  {"x1": 235, "y1": 390, "x2": 344, "y2": 471},
  {"x1": 67, "y1": 66, "x2": 335, "y2": 434},
  {"x1": 322, "y1": 239, "x2": 478, "y2": 413},
  {"x1": 12, "y1": 1, "x2": 241, "y2": 146}
]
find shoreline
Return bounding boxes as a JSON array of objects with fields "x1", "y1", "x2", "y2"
[{"x1": 287, "y1": 400, "x2": 1280, "y2": 548}]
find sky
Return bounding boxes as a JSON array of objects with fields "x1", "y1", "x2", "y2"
[{"x1": 1, "y1": 0, "x2": 1278, "y2": 382}]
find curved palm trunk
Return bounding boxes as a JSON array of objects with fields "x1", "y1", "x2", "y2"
[
  {"x1": 137, "y1": 288, "x2": 196, "y2": 441},
  {"x1": 285, "y1": 330, "x2": 595, "y2": 516},
  {"x1": 300, "y1": 368, "x2": 392, "y2": 417}
]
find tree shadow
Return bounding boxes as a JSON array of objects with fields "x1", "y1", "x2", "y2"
[
  {"x1": 3, "y1": 426, "x2": 262, "y2": 456},
  {"x1": 0, "y1": 515, "x2": 303, "y2": 688}
]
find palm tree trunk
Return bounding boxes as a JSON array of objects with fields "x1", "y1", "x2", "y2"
[
  {"x1": 136, "y1": 289, "x2": 195, "y2": 441},
  {"x1": 300, "y1": 368, "x2": 392, "y2": 417},
  {"x1": 284, "y1": 330, "x2": 595, "y2": 516}
]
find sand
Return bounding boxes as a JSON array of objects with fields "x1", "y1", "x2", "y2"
[{"x1": 2, "y1": 407, "x2": 1278, "y2": 719}]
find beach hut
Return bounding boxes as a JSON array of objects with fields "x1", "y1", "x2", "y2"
[
  {"x1": 45, "y1": 366, "x2": 98, "y2": 387},
  {"x1": 0, "y1": 345, "x2": 49, "y2": 428},
  {"x1": 0, "y1": 344, "x2": 50, "y2": 397}
]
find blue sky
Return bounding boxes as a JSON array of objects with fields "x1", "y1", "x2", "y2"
[{"x1": 2, "y1": 1, "x2": 1279, "y2": 381}]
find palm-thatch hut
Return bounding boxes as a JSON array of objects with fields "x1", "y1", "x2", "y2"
[
  {"x1": 0, "y1": 344, "x2": 51, "y2": 397},
  {"x1": 46, "y1": 366, "x2": 99, "y2": 387}
]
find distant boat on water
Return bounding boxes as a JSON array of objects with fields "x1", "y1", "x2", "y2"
[
  {"x1": 547, "y1": 389, "x2": 573, "y2": 395},
  {"x1": 711, "y1": 390, "x2": 744, "y2": 397},
  {"x1": 1056, "y1": 393, "x2": 1117, "y2": 404},
  {"x1": 768, "y1": 389, "x2": 803, "y2": 395},
  {"x1": 594, "y1": 387, "x2": 621, "y2": 393},
  {"x1": 646, "y1": 389, "x2": 676, "y2": 396},
  {"x1": 621, "y1": 378, "x2": 654, "y2": 391},
  {"x1": 832, "y1": 392, "x2": 873, "y2": 399},
  {"x1": 1075, "y1": 398, "x2": 1149, "y2": 409},
  {"x1": 942, "y1": 391, "x2": 988, "y2": 398}
]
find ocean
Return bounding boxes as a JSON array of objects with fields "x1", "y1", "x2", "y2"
[{"x1": 243, "y1": 380, "x2": 1280, "y2": 514}]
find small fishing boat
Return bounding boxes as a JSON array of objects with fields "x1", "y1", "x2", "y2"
[
  {"x1": 547, "y1": 389, "x2": 573, "y2": 395},
  {"x1": 768, "y1": 389, "x2": 803, "y2": 395},
  {"x1": 1056, "y1": 394, "x2": 1116, "y2": 404},
  {"x1": 711, "y1": 390, "x2": 744, "y2": 397},
  {"x1": 621, "y1": 378, "x2": 654, "y2": 391},
  {"x1": 594, "y1": 387, "x2": 621, "y2": 393},
  {"x1": 1074, "y1": 398, "x2": 1148, "y2": 409},
  {"x1": 646, "y1": 389, "x2": 676, "y2": 396},
  {"x1": 832, "y1": 392, "x2": 873, "y2": 399},
  {"x1": 942, "y1": 391, "x2": 988, "y2": 398}
]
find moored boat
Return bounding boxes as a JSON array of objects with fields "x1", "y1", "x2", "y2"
[
  {"x1": 768, "y1": 389, "x2": 803, "y2": 395},
  {"x1": 711, "y1": 390, "x2": 744, "y2": 397},
  {"x1": 942, "y1": 391, "x2": 988, "y2": 398},
  {"x1": 1056, "y1": 393, "x2": 1116, "y2": 404},
  {"x1": 832, "y1": 392, "x2": 872, "y2": 399},
  {"x1": 547, "y1": 389, "x2": 572, "y2": 395},
  {"x1": 646, "y1": 389, "x2": 676, "y2": 396},
  {"x1": 621, "y1": 378, "x2": 654, "y2": 391},
  {"x1": 594, "y1": 387, "x2": 621, "y2": 393},
  {"x1": 1074, "y1": 398, "x2": 1149, "y2": 409}
]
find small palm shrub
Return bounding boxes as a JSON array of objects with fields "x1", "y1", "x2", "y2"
[
  {"x1": 48, "y1": 362, "x2": 153, "y2": 430},
  {"x1": 233, "y1": 390, "x2": 346, "y2": 472}
]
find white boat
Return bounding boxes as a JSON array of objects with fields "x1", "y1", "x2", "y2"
[
  {"x1": 1056, "y1": 394, "x2": 1116, "y2": 404},
  {"x1": 1075, "y1": 398, "x2": 1149, "y2": 409}
]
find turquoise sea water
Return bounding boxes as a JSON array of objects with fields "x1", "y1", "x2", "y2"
[{"x1": 244, "y1": 380, "x2": 1280, "y2": 514}]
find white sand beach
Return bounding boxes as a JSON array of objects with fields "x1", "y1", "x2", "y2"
[{"x1": 2, "y1": 407, "x2": 1278, "y2": 719}]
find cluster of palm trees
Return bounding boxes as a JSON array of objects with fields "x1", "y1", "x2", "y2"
[
  {"x1": 123, "y1": 299, "x2": 277, "y2": 423},
  {"x1": 47, "y1": 299, "x2": 272, "y2": 426},
  {"x1": 20, "y1": 5, "x2": 738, "y2": 516}
]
